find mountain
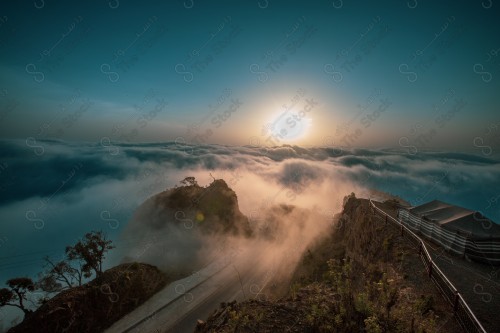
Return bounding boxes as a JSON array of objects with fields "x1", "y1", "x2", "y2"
[
  {"x1": 5, "y1": 178, "x2": 254, "y2": 333},
  {"x1": 119, "y1": 178, "x2": 253, "y2": 274},
  {"x1": 195, "y1": 195, "x2": 463, "y2": 332},
  {"x1": 6, "y1": 181, "x2": 474, "y2": 332}
]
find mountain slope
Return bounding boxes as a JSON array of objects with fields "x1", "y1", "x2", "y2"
[
  {"x1": 196, "y1": 195, "x2": 463, "y2": 332},
  {"x1": 8, "y1": 263, "x2": 167, "y2": 333}
]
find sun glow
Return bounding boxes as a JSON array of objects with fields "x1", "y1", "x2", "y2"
[{"x1": 264, "y1": 108, "x2": 313, "y2": 144}]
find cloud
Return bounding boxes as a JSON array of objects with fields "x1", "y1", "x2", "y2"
[
  {"x1": 0, "y1": 140, "x2": 134, "y2": 205},
  {"x1": 1, "y1": 139, "x2": 500, "y2": 284},
  {"x1": 2, "y1": 139, "x2": 500, "y2": 210},
  {"x1": 275, "y1": 160, "x2": 326, "y2": 190}
]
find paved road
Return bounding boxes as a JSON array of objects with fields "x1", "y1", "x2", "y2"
[
  {"x1": 165, "y1": 262, "x2": 268, "y2": 333},
  {"x1": 105, "y1": 247, "x2": 273, "y2": 333}
]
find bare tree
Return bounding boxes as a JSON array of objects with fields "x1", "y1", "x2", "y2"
[{"x1": 36, "y1": 256, "x2": 85, "y2": 293}]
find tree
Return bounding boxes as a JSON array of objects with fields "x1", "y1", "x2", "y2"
[
  {"x1": 65, "y1": 231, "x2": 114, "y2": 279},
  {"x1": 180, "y1": 176, "x2": 198, "y2": 187},
  {"x1": 35, "y1": 274, "x2": 61, "y2": 294},
  {"x1": 36, "y1": 256, "x2": 85, "y2": 293},
  {"x1": 0, "y1": 278, "x2": 35, "y2": 317}
]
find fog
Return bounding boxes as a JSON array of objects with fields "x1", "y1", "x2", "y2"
[
  {"x1": 118, "y1": 168, "x2": 348, "y2": 294},
  {"x1": 114, "y1": 158, "x2": 417, "y2": 300},
  {"x1": 2, "y1": 140, "x2": 500, "y2": 281}
]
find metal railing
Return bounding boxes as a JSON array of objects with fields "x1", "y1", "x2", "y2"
[{"x1": 369, "y1": 199, "x2": 487, "y2": 333}]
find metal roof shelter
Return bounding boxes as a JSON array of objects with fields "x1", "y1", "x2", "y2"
[
  {"x1": 408, "y1": 200, "x2": 500, "y2": 239},
  {"x1": 399, "y1": 200, "x2": 500, "y2": 265}
]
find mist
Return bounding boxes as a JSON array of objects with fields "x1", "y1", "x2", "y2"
[
  {"x1": 2, "y1": 139, "x2": 500, "y2": 282},
  {"x1": 118, "y1": 168, "x2": 345, "y2": 296}
]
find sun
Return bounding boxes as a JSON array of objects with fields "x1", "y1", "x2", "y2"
[{"x1": 265, "y1": 109, "x2": 312, "y2": 143}]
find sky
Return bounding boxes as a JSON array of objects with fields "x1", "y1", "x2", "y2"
[
  {"x1": 0, "y1": 0, "x2": 499, "y2": 151},
  {"x1": 1, "y1": 1, "x2": 500, "y2": 329}
]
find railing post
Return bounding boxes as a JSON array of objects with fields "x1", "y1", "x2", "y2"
[
  {"x1": 428, "y1": 261, "x2": 433, "y2": 278},
  {"x1": 401, "y1": 223, "x2": 404, "y2": 236},
  {"x1": 453, "y1": 291, "x2": 459, "y2": 313},
  {"x1": 418, "y1": 242, "x2": 422, "y2": 255},
  {"x1": 385, "y1": 214, "x2": 388, "y2": 225}
]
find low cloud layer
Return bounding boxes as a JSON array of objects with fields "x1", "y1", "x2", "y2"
[{"x1": 1, "y1": 139, "x2": 500, "y2": 284}]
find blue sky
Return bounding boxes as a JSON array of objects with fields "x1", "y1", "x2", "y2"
[{"x1": 1, "y1": 0, "x2": 499, "y2": 150}]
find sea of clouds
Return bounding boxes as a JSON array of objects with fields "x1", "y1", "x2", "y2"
[{"x1": 1, "y1": 138, "x2": 500, "y2": 281}]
